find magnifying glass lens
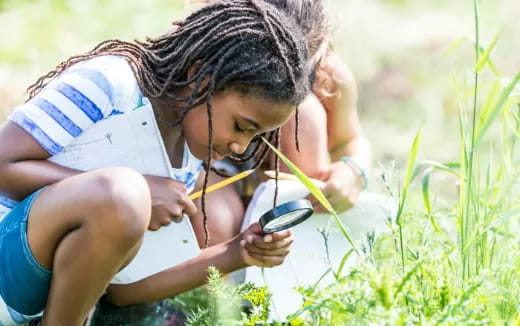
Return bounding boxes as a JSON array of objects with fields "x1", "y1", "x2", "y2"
[
  {"x1": 264, "y1": 209, "x2": 309, "y2": 229},
  {"x1": 260, "y1": 199, "x2": 314, "y2": 233}
]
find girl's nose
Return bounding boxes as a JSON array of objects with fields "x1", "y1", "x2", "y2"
[{"x1": 229, "y1": 141, "x2": 248, "y2": 155}]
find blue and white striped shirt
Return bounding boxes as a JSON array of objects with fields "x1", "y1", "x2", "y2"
[{"x1": 0, "y1": 55, "x2": 202, "y2": 217}]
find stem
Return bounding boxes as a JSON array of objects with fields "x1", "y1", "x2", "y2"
[
  {"x1": 399, "y1": 224, "x2": 405, "y2": 273},
  {"x1": 463, "y1": 0, "x2": 480, "y2": 281}
]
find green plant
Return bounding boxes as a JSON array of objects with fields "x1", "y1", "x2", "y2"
[{"x1": 183, "y1": 267, "x2": 273, "y2": 326}]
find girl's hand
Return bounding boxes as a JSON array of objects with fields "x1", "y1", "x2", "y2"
[
  {"x1": 239, "y1": 222, "x2": 293, "y2": 267},
  {"x1": 144, "y1": 175, "x2": 197, "y2": 231},
  {"x1": 309, "y1": 161, "x2": 364, "y2": 213}
]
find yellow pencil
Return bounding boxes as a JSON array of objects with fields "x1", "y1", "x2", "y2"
[
  {"x1": 264, "y1": 170, "x2": 326, "y2": 188},
  {"x1": 188, "y1": 169, "x2": 254, "y2": 200}
]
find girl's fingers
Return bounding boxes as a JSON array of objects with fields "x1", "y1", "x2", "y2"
[
  {"x1": 324, "y1": 193, "x2": 340, "y2": 210},
  {"x1": 148, "y1": 222, "x2": 160, "y2": 231},
  {"x1": 179, "y1": 196, "x2": 197, "y2": 216},
  {"x1": 313, "y1": 204, "x2": 328, "y2": 213},
  {"x1": 160, "y1": 216, "x2": 173, "y2": 226},
  {"x1": 171, "y1": 214, "x2": 184, "y2": 223},
  {"x1": 244, "y1": 237, "x2": 293, "y2": 254},
  {"x1": 169, "y1": 206, "x2": 183, "y2": 218},
  {"x1": 265, "y1": 229, "x2": 292, "y2": 242},
  {"x1": 245, "y1": 232, "x2": 292, "y2": 249},
  {"x1": 244, "y1": 243, "x2": 291, "y2": 257},
  {"x1": 307, "y1": 194, "x2": 328, "y2": 213},
  {"x1": 244, "y1": 221, "x2": 263, "y2": 235},
  {"x1": 329, "y1": 192, "x2": 355, "y2": 212},
  {"x1": 247, "y1": 252, "x2": 286, "y2": 267}
]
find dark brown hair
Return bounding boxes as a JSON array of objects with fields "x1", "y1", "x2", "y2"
[{"x1": 27, "y1": 0, "x2": 312, "y2": 247}]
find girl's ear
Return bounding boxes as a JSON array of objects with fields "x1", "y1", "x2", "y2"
[{"x1": 187, "y1": 61, "x2": 210, "y2": 92}]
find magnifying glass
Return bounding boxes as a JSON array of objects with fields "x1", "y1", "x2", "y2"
[{"x1": 259, "y1": 199, "x2": 314, "y2": 233}]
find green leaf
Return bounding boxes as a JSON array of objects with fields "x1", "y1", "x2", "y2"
[
  {"x1": 429, "y1": 210, "x2": 442, "y2": 233},
  {"x1": 443, "y1": 36, "x2": 468, "y2": 56},
  {"x1": 478, "y1": 81, "x2": 501, "y2": 127},
  {"x1": 474, "y1": 73, "x2": 520, "y2": 147},
  {"x1": 444, "y1": 36, "x2": 502, "y2": 76},
  {"x1": 395, "y1": 261, "x2": 422, "y2": 296},
  {"x1": 261, "y1": 137, "x2": 359, "y2": 255},
  {"x1": 421, "y1": 168, "x2": 432, "y2": 214},
  {"x1": 396, "y1": 127, "x2": 423, "y2": 225},
  {"x1": 411, "y1": 160, "x2": 460, "y2": 182},
  {"x1": 475, "y1": 27, "x2": 504, "y2": 73},
  {"x1": 335, "y1": 248, "x2": 354, "y2": 280}
]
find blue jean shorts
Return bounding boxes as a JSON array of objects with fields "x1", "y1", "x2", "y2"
[{"x1": 0, "y1": 189, "x2": 51, "y2": 316}]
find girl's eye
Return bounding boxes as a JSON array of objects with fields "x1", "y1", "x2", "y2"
[{"x1": 234, "y1": 122, "x2": 247, "y2": 133}]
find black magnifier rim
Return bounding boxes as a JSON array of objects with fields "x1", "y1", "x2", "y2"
[{"x1": 259, "y1": 199, "x2": 314, "y2": 233}]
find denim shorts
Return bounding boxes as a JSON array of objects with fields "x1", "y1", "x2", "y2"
[{"x1": 0, "y1": 189, "x2": 51, "y2": 316}]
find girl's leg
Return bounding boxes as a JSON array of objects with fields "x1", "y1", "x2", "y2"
[
  {"x1": 190, "y1": 169, "x2": 245, "y2": 247},
  {"x1": 26, "y1": 167, "x2": 151, "y2": 326}
]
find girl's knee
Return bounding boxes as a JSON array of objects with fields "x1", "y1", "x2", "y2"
[
  {"x1": 194, "y1": 195, "x2": 244, "y2": 246},
  {"x1": 84, "y1": 167, "x2": 151, "y2": 244}
]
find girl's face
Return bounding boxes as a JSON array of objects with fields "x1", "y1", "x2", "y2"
[{"x1": 182, "y1": 90, "x2": 295, "y2": 161}]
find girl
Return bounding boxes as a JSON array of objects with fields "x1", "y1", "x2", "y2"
[
  {"x1": 0, "y1": 0, "x2": 312, "y2": 325},
  {"x1": 187, "y1": 0, "x2": 372, "y2": 247}
]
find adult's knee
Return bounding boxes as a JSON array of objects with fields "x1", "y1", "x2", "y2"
[{"x1": 85, "y1": 167, "x2": 151, "y2": 246}]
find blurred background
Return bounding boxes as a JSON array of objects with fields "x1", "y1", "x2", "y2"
[{"x1": 1, "y1": 0, "x2": 519, "y2": 180}]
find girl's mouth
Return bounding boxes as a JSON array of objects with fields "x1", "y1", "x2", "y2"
[{"x1": 211, "y1": 149, "x2": 225, "y2": 161}]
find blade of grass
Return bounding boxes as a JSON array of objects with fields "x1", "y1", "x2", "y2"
[
  {"x1": 421, "y1": 168, "x2": 432, "y2": 215},
  {"x1": 478, "y1": 81, "x2": 501, "y2": 128},
  {"x1": 475, "y1": 27, "x2": 504, "y2": 73},
  {"x1": 444, "y1": 35, "x2": 502, "y2": 77},
  {"x1": 462, "y1": 0, "x2": 481, "y2": 279},
  {"x1": 396, "y1": 127, "x2": 423, "y2": 225},
  {"x1": 443, "y1": 36, "x2": 468, "y2": 56},
  {"x1": 396, "y1": 127, "x2": 423, "y2": 272},
  {"x1": 411, "y1": 160, "x2": 460, "y2": 182},
  {"x1": 395, "y1": 261, "x2": 422, "y2": 297},
  {"x1": 335, "y1": 248, "x2": 354, "y2": 280},
  {"x1": 474, "y1": 73, "x2": 520, "y2": 148},
  {"x1": 261, "y1": 137, "x2": 360, "y2": 255}
]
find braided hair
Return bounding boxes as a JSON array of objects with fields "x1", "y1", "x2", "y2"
[
  {"x1": 27, "y1": 0, "x2": 312, "y2": 247},
  {"x1": 184, "y1": 0, "x2": 330, "y2": 152}
]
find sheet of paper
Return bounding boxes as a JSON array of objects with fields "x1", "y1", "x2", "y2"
[{"x1": 49, "y1": 103, "x2": 201, "y2": 284}]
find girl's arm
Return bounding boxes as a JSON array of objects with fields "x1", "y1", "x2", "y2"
[
  {"x1": 280, "y1": 53, "x2": 371, "y2": 177},
  {"x1": 0, "y1": 56, "x2": 135, "y2": 200},
  {"x1": 0, "y1": 121, "x2": 79, "y2": 200},
  {"x1": 279, "y1": 52, "x2": 371, "y2": 212},
  {"x1": 0, "y1": 121, "x2": 197, "y2": 230},
  {"x1": 316, "y1": 52, "x2": 371, "y2": 172},
  {"x1": 105, "y1": 223, "x2": 293, "y2": 306},
  {"x1": 106, "y1": 236, "x2": 244, "y2": 306}
]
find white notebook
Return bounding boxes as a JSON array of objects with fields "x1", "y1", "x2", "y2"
[{"x1": 49, "y1": 103, "x2": 201, "y2": 284}]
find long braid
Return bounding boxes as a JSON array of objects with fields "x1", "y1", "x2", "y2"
[
  {"x1": 199, "y1": 29, "x2": 247, "y2": 247},
  {"x1": 295, "y1": 108, "x2": 301, "y2": 151},
  {"x1": 251, "y1": 2, "x2": 296, "y2": 87},
  {"x1": 273, "y1": 128, "x2": 281, "y2": 207},
  {"x1": 27, "y1": 0, "x2": 311, "y2": 247},
  {"x1": 201, "y1": 97, "x2": 214, "y2": 248}
]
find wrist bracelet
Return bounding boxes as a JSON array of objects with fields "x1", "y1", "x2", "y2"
[{"x1": 340, "y1": 156, "x2": 368, "y2": 190}]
